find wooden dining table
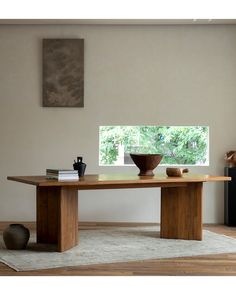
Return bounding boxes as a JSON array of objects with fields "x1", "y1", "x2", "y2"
[{"x1": 7, "y1": 173, "x2": 230, "y2": 252}]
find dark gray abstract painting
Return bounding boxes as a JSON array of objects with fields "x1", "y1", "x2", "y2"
[{"x1": 43, "y1": 39, "x2": 84, "y2": 107}]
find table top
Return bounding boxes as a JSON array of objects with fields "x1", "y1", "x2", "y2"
[{"x1": 7, "y1": 174, "x2": 231, "y2": 190}]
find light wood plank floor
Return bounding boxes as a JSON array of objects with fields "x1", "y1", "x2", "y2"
[{"x1": 1, "y1": 222, "x2": 236, "y2": 276}]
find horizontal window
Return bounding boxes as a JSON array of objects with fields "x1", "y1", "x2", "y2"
[{"x1": 99, "y1": 126, "x2": 209, "y2": 166}]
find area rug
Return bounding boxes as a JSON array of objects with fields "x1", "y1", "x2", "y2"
[{"x1": 1, "y1": 226, "x2": 236, "y2": 271}]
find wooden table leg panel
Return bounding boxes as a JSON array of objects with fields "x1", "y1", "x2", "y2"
[
  {"x1": 59, "y1": 187, "x2": 78, "y2": 252},
  {"x1": 37, "y1": 187, "x2": 60, "y2": 244},
  {"x1": 160, "y1": 182, "x2": 203, "y2": 240},
  {"x1": 36, "y1": 186, "x2": 78, "y2": 252}
]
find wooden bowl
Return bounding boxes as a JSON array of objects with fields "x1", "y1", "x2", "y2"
[
  {"x1": 166, "y1": 167, "x2": 189, "y2": 177},
  {"x1": 130, "y1": 153, "x2": 163, "y2": 176}
]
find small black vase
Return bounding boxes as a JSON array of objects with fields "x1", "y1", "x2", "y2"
[
  {"x1": 73, "y1": 156, "x2": 87, "y2": 177},
  {"x1": 3, "y1": 224, "x2": 30, "y2": 250}
]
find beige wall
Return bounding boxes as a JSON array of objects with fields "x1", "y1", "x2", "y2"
[{"x1": 0, "y1": 24, "x2": 236, "y2": 222}]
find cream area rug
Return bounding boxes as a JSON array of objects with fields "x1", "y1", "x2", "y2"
[{"x1": 1, "y1": 226, "x2": 236, "y2": 271}]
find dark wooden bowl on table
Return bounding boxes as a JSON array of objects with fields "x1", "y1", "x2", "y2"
[{"x1": 130, "y1": 153, "x2": 163, "y2": 176}]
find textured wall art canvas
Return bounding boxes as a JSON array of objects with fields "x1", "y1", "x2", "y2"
[{"x1": 43, "y1": 39, "x2": 84, "y2": 107}]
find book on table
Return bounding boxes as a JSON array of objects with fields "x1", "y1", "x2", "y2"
[
  {"x1": 46, "y1": 169, "x2": 79, "y2": 181},
  {"x1": 46, "y1": 169, "x2": 78, "y2": 174}
]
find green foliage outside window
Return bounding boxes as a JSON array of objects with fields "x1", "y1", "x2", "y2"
[{"x1": 99, "y1": 126, "x2": 208, "y2": 165}]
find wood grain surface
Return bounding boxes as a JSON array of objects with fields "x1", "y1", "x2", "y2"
[
  {"x1": 7, "y1": 174, "x2": 231, "y2": 189},
  {"x1": 37, "y1": 186, "x2": 78, "y2": 251},
  {"x1": 161, "y1": 183, "x2": 202, "y2": 240}
]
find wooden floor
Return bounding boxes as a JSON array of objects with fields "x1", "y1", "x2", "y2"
[{"x1": 1, "y1": 222, "x2": 236, "y2": 276}]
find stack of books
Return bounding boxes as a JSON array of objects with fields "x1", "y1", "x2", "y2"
[{"x1": 46, "y1": 169, "x2": 79, "y2": 181}]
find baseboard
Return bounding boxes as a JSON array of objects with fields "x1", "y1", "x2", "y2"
[
  {"x1": 0, "y1": 221, "x2": 223, "y2": 231},
  {"x1": 78, "y1": 221, "x2": 160, "y2": 227},
  {"x1": 0, "y1": 221, "x2": 160, "y2": 229}
]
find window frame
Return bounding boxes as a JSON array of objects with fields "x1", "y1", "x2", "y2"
[{"x1": 99, "y1": 125, "x2": 209, "y2": 167}]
